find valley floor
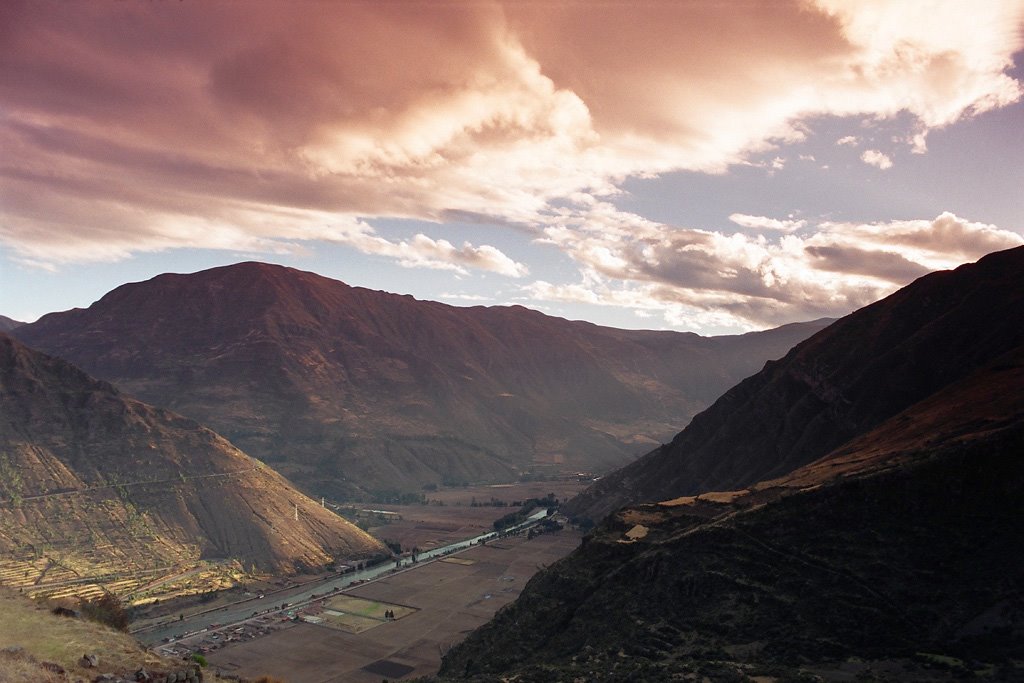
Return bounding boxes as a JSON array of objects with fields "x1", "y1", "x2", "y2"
[
  {"x1": 200, "y1": 529, "x2": 582, "y2": 682},
  {"x1": 363, "y1": 479, "x2": 591, "y2": 551}
]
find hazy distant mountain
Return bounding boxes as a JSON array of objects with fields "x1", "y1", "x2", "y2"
[
  {"x1": 438, "y1": 249, "x2": 1024, "y2": 681},
  {"x1": 0, "y1": 333, "x2": 385, "y2": 581},
  {"x1": 566, "y1": 246, "x2": 1024, "y2": 521},
  {"x1": 14, "y1": 263, "x2": 828, "y2": 498},
  {"x1": 0, "y1": 315, "x2": 22, "y2": 332}
]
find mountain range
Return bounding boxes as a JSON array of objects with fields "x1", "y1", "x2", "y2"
[
  {"x1": 437, "y1": 246, "x2": 1024, "y2": 681},
  {"x1": 13, "y1": 262, "x2": 828, "y2": 499},
  {"x1": 0, "y1": 333, "x2": 385, "y2": 595}
]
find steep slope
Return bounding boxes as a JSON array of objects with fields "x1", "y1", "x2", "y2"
[
  {"x1": 0, "y1": 315, "x2": 22, "y2": 332},
  {"x1": 14, "y1": 262, "x2": 827, "y2": 498},
  {"x1": 0, "y1": 333, "x2": 385, "y2": 596},
  {"x1": 438, "y1": 341, "x2": 1024, "y2": 681},
  {"x1": 567, "y1": 246, "x2": 1024, "y2": 521}
]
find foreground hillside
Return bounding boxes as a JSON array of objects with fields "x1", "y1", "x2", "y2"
[
  {"x1": 0, "y1": 333, "x2": 385, "y2": 601},
  {"x1": 438, "y1": 316, "x2": 1024, "y2": 681},
  {"x1": 0, "y1": 588, "x2": 183, "y2": 683},
  {"x1": 567, "y1": 246, "x2": 1024, "y2": 521},
  {"x1": 14, "y1": 262, "x2": 827, "y2": 498}
]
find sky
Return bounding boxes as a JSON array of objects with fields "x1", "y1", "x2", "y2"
[{"x1": 1, "y1": 1, "x2": 1023, "y2": 335}]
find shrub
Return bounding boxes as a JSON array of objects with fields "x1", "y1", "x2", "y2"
[{"x1": 78, "y1": 592, "x2": 130, "y2": 631}]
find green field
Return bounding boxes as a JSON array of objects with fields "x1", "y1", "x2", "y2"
[{"x1": 316, "y1": 595, "x2": 418, "y2": 633}]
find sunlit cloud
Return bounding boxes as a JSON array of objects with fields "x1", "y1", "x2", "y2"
[
  {"x1": 860, "y1": 149, "x2": 894, "y2": 169},
  {"x1": 729, "y1": 214, "x2": 807, "y2": 233},
  {"x1": 440, "y1": 293, "x2": 494, "y2": 302},
  {"x1": 524, "y1": 203, "x2": 1024, "y2": 332},
  {"x1": 0, "y1": 193, "x2": 527, "y2": 277},
  {"x1": 0, "y1": 0, "x2": 1022, "y2": 328}
]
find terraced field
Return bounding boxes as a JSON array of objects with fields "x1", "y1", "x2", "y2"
[{"x1": 0, "y1": 485, "x2": 245, "y2": 604}]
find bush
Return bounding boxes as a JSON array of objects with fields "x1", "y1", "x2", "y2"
[
  {"x1": 191, "y1": 653, "x2": 207, "y2": 667},
  {"x1": 78, "y1": 592, "x2": 130, "y2": 631}
]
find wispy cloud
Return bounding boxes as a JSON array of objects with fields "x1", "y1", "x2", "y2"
[
  {"x1": 525, "y1": 203, "x2": 1024, "y2": 331},
  {"x1": 729, "y1": 214, "x2": 807, "y2": 233},
  {"x1": 440, "y1": 293, "x2": 494, "y2": 302}
]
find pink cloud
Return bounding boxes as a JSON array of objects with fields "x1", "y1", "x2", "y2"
[
  {"x1": 0, "y1": 0, "x2": 1022, "y2": 276},
  {"x1": 527, "y1": 203, "x2": 1024, "y2": 330}
]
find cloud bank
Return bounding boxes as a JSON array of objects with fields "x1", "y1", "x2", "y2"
[
  {"x1": 1, "y1": 0, "x2": 1022, "y2": 327},
  {"x1": 527, "y1": 206, "x2": 1023, "y2": 330}
]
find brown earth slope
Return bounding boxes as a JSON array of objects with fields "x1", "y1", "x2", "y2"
[
  {"x1": 0, "y1": 333, "x2": 385, "y2": 595},
  {"x1": 566, "y1": 245, "x2": 1024, "y2": 521},
  {"x1": 437, "y1": 301, "x2": 1024, "y2": 682},
  {"x1": 14, "y1": 262, "x2": 827, "y2": 498}
]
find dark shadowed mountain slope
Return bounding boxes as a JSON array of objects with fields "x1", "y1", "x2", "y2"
[
  {"x1": 0, "y1": 333, "x2": 385, "y2": 584},
  {"x1": 566, "y1": 246, "x2": 1024, "y2": 521},
  {"x1": 437, "y1": 339, "x2": 1024, "y2": 682},
  {"x1": 14, "y1": 262, "x2": 827, "y2": 498},
  {"x1": 0, "y1": 315, "x2": 22, "y2": 332}
]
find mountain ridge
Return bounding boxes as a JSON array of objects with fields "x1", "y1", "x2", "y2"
[
  {"x1": 15, "y1": 262, "x2": 829, "y2": 498},
  {"x1": 565, "y1": 245, "x2": 1024, "y2": 521},
  {"x1": 0, "y1": 315, "x2": 22, "y2": 332}
]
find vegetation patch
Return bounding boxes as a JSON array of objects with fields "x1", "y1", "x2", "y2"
[
  {"x1": 0, "y1": 588, "x2": 173, "y2": 680},
  {"x1": 314, "y1": 595, "x2": 418, "y2": 633}
]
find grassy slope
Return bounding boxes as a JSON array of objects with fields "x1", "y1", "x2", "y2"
[{"x1": 0, "y1": 589, "x2": 175, "y2": 681}]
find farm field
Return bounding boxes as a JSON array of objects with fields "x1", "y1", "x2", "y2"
[
  {"x1": 312, "y1": 594, "x2": 418, "y2": 634},
  {"x1": 205, "y1": 528, "x2": 582, "y2": 682}
]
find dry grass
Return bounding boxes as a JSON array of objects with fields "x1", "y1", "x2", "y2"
[
  {"x1": 317, "y1": 610, "x2": 381, "y2": 633},
  {"x1": 0, "y1": 650, "x2": 66, "y2": 683},
  {"x1": 0, "y1": 588, "x2": 173, "y2": 680}
]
